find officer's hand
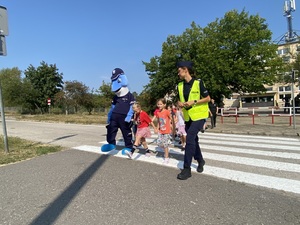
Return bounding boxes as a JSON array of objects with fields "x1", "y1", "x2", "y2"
[
  {"x1": 183, "y1": 101, "x2": 191, "y2": 108},
  {"x1": 126, "y1": 121, "x2": 134, "y2": 128},
  {"x1": 178, "y1": 102, "x2": 184, "y2": 108}
]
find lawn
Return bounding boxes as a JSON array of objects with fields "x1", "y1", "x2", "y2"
[
  {"x1": 14, "y1": 113, "x2": 107, "y2": 125},
  {"x1": 0, "y1": 136, "x2": 63, "y2": 165},
  {"x1": 0, "y1": 113, "x2": 108, "y2": 165}
]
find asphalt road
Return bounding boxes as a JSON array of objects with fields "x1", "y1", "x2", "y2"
[{"x1": 1, "y1": 119, "x2": 300, "y2": 225}]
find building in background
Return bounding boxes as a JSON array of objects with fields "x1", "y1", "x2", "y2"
[{"x1": 223, "y1": 0, "x2": 300, "y2": 109}]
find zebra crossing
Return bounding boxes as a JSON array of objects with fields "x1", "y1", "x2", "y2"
[{"x1": 72, "y1": 132, "x2": 300, "y2": 196}]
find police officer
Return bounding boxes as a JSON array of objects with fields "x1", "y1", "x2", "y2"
[{"x1": 176, "y1": 61, "x2": 210, "y2": 180}]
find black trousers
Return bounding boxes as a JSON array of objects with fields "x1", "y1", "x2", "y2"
[
  {"x1": 107, "y1": 113, "x2": 133, "y2": 149},
  {"x1": 184, "y1": 119, "x2": 205, "y2": 168},
  {"x1": 210, "y1": 112, "x2": 217, "y2": 127},
  {"x1": 284, "y1": 103, "x2": 290, "y2": 113}
]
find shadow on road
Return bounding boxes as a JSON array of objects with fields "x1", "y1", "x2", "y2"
[
  {"x1": 47, "y1": 134, "x2": 78, "y2": 144},
  {"x1": 29, "y1": 154, "x2": 109, "y2": 225}
]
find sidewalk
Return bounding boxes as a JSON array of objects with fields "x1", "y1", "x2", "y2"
[{"x1": 206, "y1": 116, "x2": 300, "y2": 138}]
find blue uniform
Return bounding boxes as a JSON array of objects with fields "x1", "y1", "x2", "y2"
[{"x1": 106, "y1": 92, "x2": 135, "y2": 148}]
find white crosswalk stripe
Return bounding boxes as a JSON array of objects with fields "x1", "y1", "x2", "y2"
[{"x1": 72, "y1": 132, "x2": 300, "y2": 195}]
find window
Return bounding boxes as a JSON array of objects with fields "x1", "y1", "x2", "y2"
[
  {"x1": 258, "y1": 96, "x2": 273, "y2": 102},
  {"x1": 277, "y1": 48, "x2": 289, "y2": 55},
  {"x1": 279, "y1": 86, "x2": 291, "y2": 92},
  {"x1": 280, "y1": 94, "x2": 291, "y2": 100},
  {"x1": 242, "y1": 97, "x2": 256, "y2": 103},
  {"x1": 265, "y1": 87, "x2": 273, "y2": 91},
  {"x1": 283, "y1": 56, "x2": 291, "y2": 63}
]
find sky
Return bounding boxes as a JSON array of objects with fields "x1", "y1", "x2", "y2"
[{"x1": 0, "y1": 0, "x2": 299, "y2": 94}]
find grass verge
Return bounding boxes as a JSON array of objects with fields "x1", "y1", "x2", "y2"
[
  {"x1": 0, "y1": 136, "x2": 63, "y2": 165},
  {"x1": 1, "y1": 113, "x2": 105, "y2": 165},
  {"x1": 14, "y1": 113, "x2": 107, "y2": 125}
]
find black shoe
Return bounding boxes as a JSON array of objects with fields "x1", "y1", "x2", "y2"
[
  {"x1": 197, "y1": 160, "x2": 205, "y2": 173},
  {"x1": 177, "y1": 168, "x2": 191, "y2": 180},
  {"x1": 200, "y1": 129, "x2": 205, "y2": 133}
]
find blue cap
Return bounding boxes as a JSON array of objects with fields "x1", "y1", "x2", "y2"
[
  {"x1": 176, "y1": 61, "x2": 193, "y2": 69},
  {"x1": 111, "y1": 68, "x2": 124, "y2": 81}
]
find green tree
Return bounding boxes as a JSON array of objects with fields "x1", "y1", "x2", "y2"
[
  {"x1": 80, "y1": 92, "x2": 95, "y2": 114},
  {"x1": 143, "y1": 10, "x2": 284, "y2": 106},
  {"x1": 132, "y1": 91, "x2": 138, "y2": 100},
  {"x1": 136, "y1": 91, "x2": 154, "y2": 115},
  {"x1": 293, "y1": 53, "x2": 300, "y2": 83},
  {"x1": 95, "y1": 81, "x2": 114, "y2": 109},
  {"x1": 24, "y1": 61, "x2": 64, "y2": 113},
  {"x1": 0, "y1": 67, "x2": 23, "y2": 107},
  {"x1": 63, "y1": 80, "x2": 91, "y2": 114}
]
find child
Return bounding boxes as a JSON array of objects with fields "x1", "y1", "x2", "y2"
[
  {"x1": 175, "y1": 106, "x2": 186, "y2": 149},
  {"x1": 167, "y1": 105, "x2": 177, "y2": 144},
  {"x1": 153, "y1": 98, "x2": 172, "y2": 164},
  {"x1": 125, "y1": 102, "x2": 157, "y2": 159}
]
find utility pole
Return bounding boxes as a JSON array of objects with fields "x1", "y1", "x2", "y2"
[
  {"x1": 0, "y1": 80, "x2": 8, "y2": 152},
  {"x1": 0, "y1": 5, "x2": 9, "y2": 153},
  {"x1": 291, "y1": 70, "x2": 296, "y2": 129}
]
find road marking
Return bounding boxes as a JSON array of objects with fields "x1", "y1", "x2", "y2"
[
  {"x1": 72, "y1": 133, "x2": 300, "y2": 195},
  {"x1": 202, "y1": 144, "x2": 300, "y2": 159},
  {"x1": 100, "y1": 139, "x2": 300, "y2": 160},
  {"x1": 203, "y1": 132, "x2": 300, "y2": 142},
  {"x1": 95, "y1": 140, "x2": 300, "y2": 173}
]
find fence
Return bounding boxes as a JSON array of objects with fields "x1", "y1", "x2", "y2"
[{"x1": 220, "y1": 107, "x2": 300, "y2": 126}]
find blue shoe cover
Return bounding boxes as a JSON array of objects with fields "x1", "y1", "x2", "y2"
[
  {"x1": 101, "y1": 144, "x2": 116, "y2": 152},
  {"x1": 121, "y1": 148, "x2": 132, "y2": 155}
]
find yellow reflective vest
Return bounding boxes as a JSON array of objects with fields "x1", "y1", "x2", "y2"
[{"x1": 178, "y1": 80, "x2": 209, "y2": 121}]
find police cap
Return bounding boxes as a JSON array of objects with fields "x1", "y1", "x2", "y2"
[
  {"x1": 176, "y1": 61, "x2": 193, "y2": 69},
  {"x1": 111, "y1": 68, "x2": 124, "y2": 80}
]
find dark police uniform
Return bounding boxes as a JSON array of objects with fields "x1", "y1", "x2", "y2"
[{"x1": 180, "y1": 78, "x2": 209, "y2": 169}]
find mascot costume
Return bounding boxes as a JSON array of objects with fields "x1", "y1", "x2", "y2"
[{"x1": 101, "y1": 68, "x2": 135, "y2": 153}]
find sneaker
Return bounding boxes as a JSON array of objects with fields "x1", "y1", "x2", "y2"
[
  {"x1": 125, "y1": 150, "x2": 133, "y2": 159},
  {"x1": 163, "y1": 158, "x2": 169, "y2": 164}
]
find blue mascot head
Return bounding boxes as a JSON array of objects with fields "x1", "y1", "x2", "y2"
[
  {"x1": 111, "y1": 68, "x2": 129, "y2": 97},
  {"x1": 111, "y1": 68, "x2": 128, "y2": 91}
]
